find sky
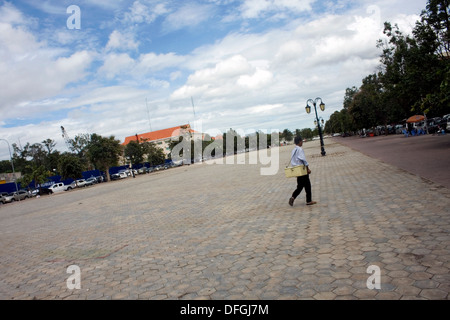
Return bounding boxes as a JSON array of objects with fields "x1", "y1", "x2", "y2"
[{"x1": 0, "y1": 0, "x2": 427, "y2": 160}]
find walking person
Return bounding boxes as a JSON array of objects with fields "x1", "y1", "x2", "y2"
[{"x1": 289, "y1": 136, "x2": 317, "y2": 207}]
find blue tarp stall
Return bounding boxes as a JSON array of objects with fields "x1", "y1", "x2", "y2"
[
  {"x1": 0, "y1": 182, "x2": 21, "y2": 194},
  {"x1": 109, "y1": 165, "x2": 129, "y2": 175},
  {"x1": 82, "y1": 169, "x2": 104, "y2": 180},
  {"x1": 0, "y1": 169, "x2": 107, "y2": 194},
  {"x1": 108, "y1": 160, "x2": 173, "y2": 174},
  {"x1": 27, "y1": 176, "x2": 74, "y2": 191},
  {"x1": 131, "y1": 163, "x2": 148, "y2": 170}
]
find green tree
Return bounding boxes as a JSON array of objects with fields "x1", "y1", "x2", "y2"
[
  {"x1": 124, "y1": 140, "x2": 145, "y2": 165},
  {"x1": 0, "y1": 160, "x2": 12, "y2": 173},
  {"x1": 343, "y1": 87, "x2": 358, "y2": 110},
  {"x1": 144, "y1": 142, "x2": 166, "y2": 165},
  {"x1": 44, "y1": 150, "x2": 61, "y2": 173},
  {"x1": 417, "y1": 0, "x2": 450, "y2": 58},
  {"x1": 377, "y1": 1, "x2": 449, "y2": 118},
  {"x1": 58, "y1": 153, "x2": 85, "y2": 182},
  {"x1": 348, "y1": 74, "x2": 387, "y2": 130},
  {"x1": 324, "y1": 111, "x2": 341, "y2": 134},
  {"x1": 40, "y1": 139, "x2": 61, "y2": 172},
  {"x1": 412, "y1": 0, "x2": 450, "y2": 115},
  {"x1": 281, "y1": 129, "x2": 294, "y2": 142},
  {"x1": 87, "y1": 134, "x2": 123, "y2": 182},
  {"x1": 42, "y1": 139, "x2": 56, "y2": 154},
  {"x1": 222, "y1": 129, "x2": 245, "y2": 156},
  {"x1": 11, "y1": 140, "x2": 61, "y2": 174},
  {"x1": 19, "y1": 164, "x2": 51, "y2": 193},
  {"x1": 68, "y1": 133, "x2": 91, "y2": 155},
  {"x1": 299, "y1": 128, "x2": 314, "y2": 140},
  {"x1": 12, "y1": 143, "x2": 31, "y2": 173}
]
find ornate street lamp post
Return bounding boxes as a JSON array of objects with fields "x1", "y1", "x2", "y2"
[
  {"x1": 306, "y1": 98, "x2": 326, "y2": 156},
  {"x1": 0, "y1": 138, "x2": 19, "y2": 193}
]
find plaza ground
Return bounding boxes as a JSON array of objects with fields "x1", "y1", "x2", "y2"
[{"x1": 0, "y1": 137, "x2": 449, "y2": 300}]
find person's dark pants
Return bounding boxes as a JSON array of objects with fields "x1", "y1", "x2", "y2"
[{"x1": 292, "y1": 175, "x2": 312, "y2": 203}]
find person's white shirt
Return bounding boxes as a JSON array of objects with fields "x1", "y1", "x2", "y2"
[{"x1": 291, "y1": 146, "x2": 309, "y2": 167}]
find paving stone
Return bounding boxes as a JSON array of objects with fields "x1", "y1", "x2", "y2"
[
  {"x1": 414, "y1": 280, "x2": 439, "y2": 289},
  {"x1": 0, "y1": 140, "x2": 449, "y2": 300},
  {"x1": 419, "y1": 289, "x2": 448, "y2": 300}
]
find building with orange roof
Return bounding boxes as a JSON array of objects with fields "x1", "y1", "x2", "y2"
[{"x1": 122, "y1": 124, "x2": 203, "y2": 157}]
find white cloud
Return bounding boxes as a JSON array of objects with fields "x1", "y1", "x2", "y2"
[
  {"x1": 239, "y1": 0, "x2": 313, "y2": 19},
  {"x1": 138, "y1": 52, "x2": 186, "y2": 72},
  {"x1": 240, "y1": 0, "x2": 272, "y2": 19},
  {"x1": 0, "y1": 10, "x2": 94, "y2": 118},
  {"x1": 170, "y1": 71, "x2": 182, "y2": 81},
  {"x1": 99, "y1": 53, "x2": 136, "y2": 79},
  {"x1": 168, "y1": 4, "x2": 414, "y2": 132},
  {"x1": 237, "y1": 69, "x2": 273, "y2": 89},
  {"x1": 0, "y1": 1, "x2": 29, "y2": 25},
  {"x1": 162, "y1": 3, "x2": 215, "y2": 32},
  {"x1": 0, "y1": 0, "x2": 429, "y2": 160},
  {"x1": 106, "y1": 30, "x2": 139, "y2": 51},
  {"x1": 171, "y1": 55, "x2": 260, "y2": 100},
  {"x1": 124, "y1": 0, "x2": 169, "y2": 24},
  {"x1": 97, "y1": 51, "x2": 186, "y2": 83}
]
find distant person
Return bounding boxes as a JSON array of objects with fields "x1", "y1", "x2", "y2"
[{"x1": 289, "y1": 136, "x2": 317, "y2": 207}]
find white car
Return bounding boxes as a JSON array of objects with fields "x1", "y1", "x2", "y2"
[
  {"x1": 1, "y1": 192, "x2": 16, "y2": 204},
  {"x1": 75, "y1": 179, "x2": 87, "y2": 187},
  {"x1": 85, "y1": 177, "x2": 97, "y2": 186},
  {"x1": 69, "y1": 179, "x2": 87, "y2": 188},
  {"x1": 111, "y1": 170, "x2": 129, "y2": 180},
  {"x1": 47, "y1": 183, "x2": 70, "y2": 193}
]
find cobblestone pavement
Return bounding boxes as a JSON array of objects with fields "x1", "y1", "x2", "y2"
[
  {"x1": 0, "y1": 140, "x2": 449, "y2": 300},
  {"x1": 334, "y1": 134, "x2": 450, "y2": 189}
]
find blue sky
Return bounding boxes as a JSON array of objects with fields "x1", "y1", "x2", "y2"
[{"x1": 0, "y1": 0, "x2": 427, "y2": 159}]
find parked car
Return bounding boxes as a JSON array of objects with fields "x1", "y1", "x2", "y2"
[
  {"x1": 37, "y1": 187, "x2": 53, "y2": 195},
  {"x1": 76, "y1": 179, "x2": 87, "y2": 187},
  {"x1": 13, "y1": 190, "x2": 30, "y2": 201},
  {"x1": 1, "y1": 191, "x2": 29, "y2": 203},
  {"x1": 137, "y1": 167, "x2": 148, "y2": 174},
  {"x1": 395, "y1": 124, "x2": 405, "y2": 134},
  {"x1": 0, "y1": 192, "x2": 10, "y2": 203},
  {"x1": 1, "y1": 192, "x2": 16, "y2": 204},
  {"x1": 85, "y1": 177, "x2": 97, "y2": 186},
  {"x1": 69, "y1": 179, "x2": 87, "y2": 188},
  {"x1": 111, "y1": 170, "x2": 129, "y2": 180},
  {"x1": 155, "y1": 165, "x2": 168, "y2": 171},
  {"x1": 172, "y1": 160, "x2": 184, "y2": 167},
  {"x1": 47, "y1": 182, "x2": 70, "y2": 194}
]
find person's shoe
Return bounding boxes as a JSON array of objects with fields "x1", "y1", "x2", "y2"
[
  {"x1": 289, "y1": 197, "x2": 295, "y2": 207},
  {"x1": 307, "y1": 201, "x2": 317, "y2": 206}
]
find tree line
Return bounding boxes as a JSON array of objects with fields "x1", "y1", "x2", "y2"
[
  {"x1": 1, "y1": 132, "x2": 169, "y2": 190},
  {"x1": 0, "y1": 128, "x2": 280, "y2": 188},
  {"x1": 0, "y1": 134, "x2": 127, "y2": 189},
  {"x1": 325, "y1": 0, "x2": 450, "y2": 134}
]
